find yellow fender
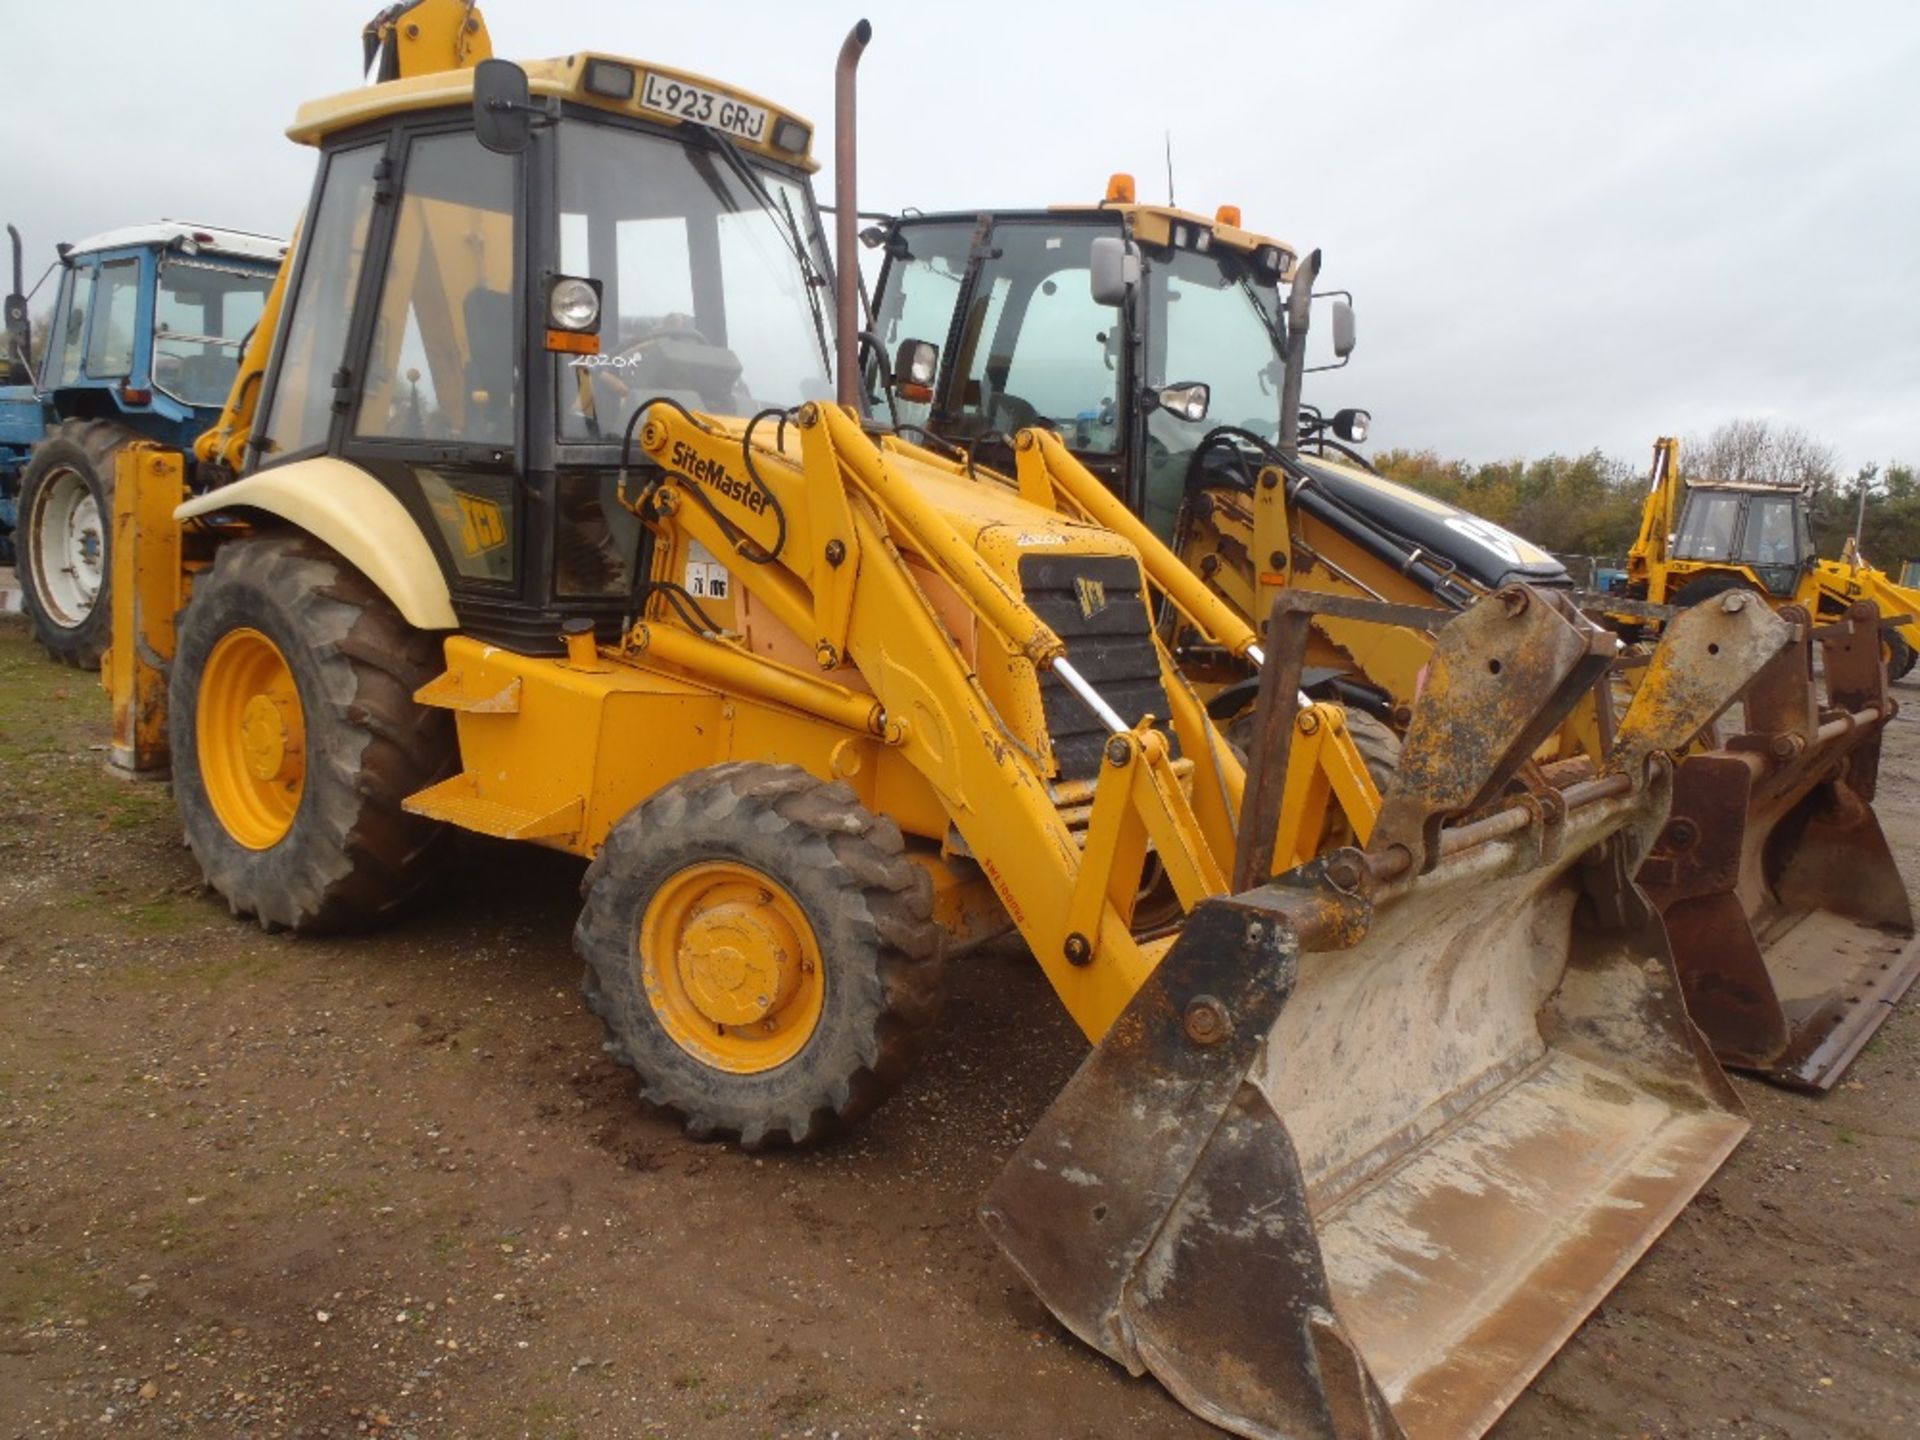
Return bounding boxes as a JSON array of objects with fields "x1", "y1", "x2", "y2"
[{"x1": 175, "y1": 457, "x2": 457, "y2": 630}]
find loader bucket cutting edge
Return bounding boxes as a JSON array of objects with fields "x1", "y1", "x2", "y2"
[{"x1": 982, "y1": 788, "x2": 1747, "y2": 1440}]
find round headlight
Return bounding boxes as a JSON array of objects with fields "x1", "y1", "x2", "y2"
[{"x1": 549, "y1": 277, "x2": 601, "y2": 332}]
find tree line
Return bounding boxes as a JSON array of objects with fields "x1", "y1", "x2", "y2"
[{"x1": 1370, "y1": 419, "x2": 1920, "y2": 571}]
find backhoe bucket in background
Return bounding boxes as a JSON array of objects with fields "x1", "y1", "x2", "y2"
[
  {"x1": 982, "y1": 588, "x2": 1771, "y2": 1440},
  {"x1": 1641, "y1": 601, "x2": 1920, "y2": 1089}
]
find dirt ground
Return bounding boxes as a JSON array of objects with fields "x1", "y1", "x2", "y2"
[{"x1": 1, "y1": 615, "x2": 1915, "y2": 1440}]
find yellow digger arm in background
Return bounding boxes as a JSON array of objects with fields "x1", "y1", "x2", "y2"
[
  {"x1": 195, "y1": 1, "x2": 495, "y2": 480},
  {"x1": 1625, "y1": 435, "x2": 1682, "y2": 593}
]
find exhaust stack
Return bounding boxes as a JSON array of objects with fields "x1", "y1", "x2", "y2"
[{"x1": 834, "y1": 19, "x2": 872, "y2": 409}]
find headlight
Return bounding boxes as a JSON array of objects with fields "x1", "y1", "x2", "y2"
[
  {"x1": 772, "y1": 118, "x2": 811, "y2": 155},
  {"x1": 548, "y1": 276, "x2": 603, "y2": 333}
]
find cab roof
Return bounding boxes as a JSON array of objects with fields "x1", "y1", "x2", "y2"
[
  {"x1": 67, "y1": 222, "x2": 286, "y2": 266},
  {"x1": 288, "y1": 53, "x2": 818, "y2": 172},
  {"x1": 1685, "y1": 479, "x2": 1810, "y2": 495},
  {"x1": 890, "y1": 204, "x2": 1297, "y2": 278}
]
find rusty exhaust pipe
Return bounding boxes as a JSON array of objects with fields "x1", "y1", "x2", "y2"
[{"x1": 834, "y1": 19, "x2": 872, "y2": 410}]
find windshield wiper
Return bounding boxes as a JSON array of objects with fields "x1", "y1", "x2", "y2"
[
  {"x1": 1236, "y1": 272, "x2": 1290, "y2": 372},
  {"x1": 692, "y1": 124, "x2": 834, "y2": 377}
]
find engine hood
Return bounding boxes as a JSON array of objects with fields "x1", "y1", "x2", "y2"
[{"x1": 1297, "y1": 455, "x2": 1570, "y2": 591}]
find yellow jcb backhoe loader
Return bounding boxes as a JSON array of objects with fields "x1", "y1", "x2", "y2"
[
  {"x1": 864, "y1": 195, "x2": 1919, "y2": 1091},
  {"x1": 102, "y1": 8, "x2": 1775, "y2": 1434},
  {"x1": 1625, "y1": 434, "x2": 1920, "y2": 677}
]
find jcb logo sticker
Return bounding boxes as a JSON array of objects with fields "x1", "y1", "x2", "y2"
[
  {"x1": 1074, "y1": 576, "x2": 1108, "y2": 620},
  {"x1": 454, "y1": 493, "x2": 507, "y2": 556}
]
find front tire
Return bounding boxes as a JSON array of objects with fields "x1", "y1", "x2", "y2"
[
  {"x1": 576, "y1": 763, "x2": 946, "y2": 1147},
  {"x1": 170, "y1": 535, "x2": 455, "y2": 933},
  {"x1": 16, "y1": 418, "x2": 134, "y2": 668}
]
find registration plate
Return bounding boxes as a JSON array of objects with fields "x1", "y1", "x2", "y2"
[{"x1": 639, "y1": 74, "x2": 769, "y2": 144}]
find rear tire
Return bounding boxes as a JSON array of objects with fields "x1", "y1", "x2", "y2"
[
  {"x1": 170, "y1": 534, "x2": 455, "y2": 933},
  {"x1": 576, "y1": 763, "x2": 946, "y2": 1147},
  {"x1": 16, "y1": 418, "x2": 135, "y2": 668},
  {"x1": 1882, "y1": 631, "x2": 1915, "y2": 681},
  {"x1": 1671, "y1": 571, "x2": 1762, "y2": 611}
]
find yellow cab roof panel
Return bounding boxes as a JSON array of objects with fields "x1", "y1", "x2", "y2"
[
  {"x1": 1049, "y1": 201, "x2": 1297, "y2": 276},
  {"x1": 288, "y1": 54, "x2": 818, "y2": 171}
]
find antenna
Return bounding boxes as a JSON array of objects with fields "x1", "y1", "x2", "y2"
[{"x1": 1164, "y1": 131, "x2": 1175, "y2": 207}]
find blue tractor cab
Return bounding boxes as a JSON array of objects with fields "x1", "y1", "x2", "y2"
[{"x1": 1, "y1": 220, "x2": 284, "y2": 664}]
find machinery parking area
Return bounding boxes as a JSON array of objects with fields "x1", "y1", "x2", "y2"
[{"x1": 2, "y1": 612, "x2": 1915, "y2": 1438}]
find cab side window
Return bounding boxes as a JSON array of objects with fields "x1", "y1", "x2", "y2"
[
  {"x1": 83, "y1": 260, "x2": 141, "y2": 379},
  {"x1": 258, "y1": 145, "x2": 383, "y2": 459},
  {"x1": 355, "y1": 131, "x2": 518, "y2": 446}
]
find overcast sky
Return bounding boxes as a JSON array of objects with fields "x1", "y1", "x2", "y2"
[{"x1": 6, "y1": 0, "x2": 1915, "y2": 475}]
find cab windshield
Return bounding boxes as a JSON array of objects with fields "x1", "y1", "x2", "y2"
[
  {"x1": 153, "y1": 257, "x2": 276, "y2": 407},
  {"x1": 555, "y1": 119, "x2": 834, "y2": 441},
  {"x1": 1674, "y1": 491, "x2": 1741, "y2": 561}
]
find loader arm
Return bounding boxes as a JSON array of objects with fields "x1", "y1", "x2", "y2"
[
  {"x1": 632, "y1": 400, "x2": 1250, "y2": 1039},
  {"x1": 1810, "y1": 554, "x2": 1920, "y2": 655}
]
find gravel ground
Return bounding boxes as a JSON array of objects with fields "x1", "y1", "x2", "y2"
[{"x1": 1, "y1": 616, "x2": 1915, "y2": 1439}]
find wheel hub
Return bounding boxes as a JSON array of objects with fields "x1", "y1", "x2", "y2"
[
  {"x1": 197, "y1": 627, "x2": 307, "y2": 850},
  {"x1": 29, "y1": 467, "x2": 104, "y2": 627},
  {"x1": 640, "y1": 863, "x2": 826, "y2": 1074},
  {"x1": 678, "y1": 900, "x2": 803, "y2": 1027},
  {"x1": 240, "y1": 693, "x2": 297, "y2": 782}
]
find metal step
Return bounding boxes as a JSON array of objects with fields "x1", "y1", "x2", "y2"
[{"x1": 404, "y1": 773, "x2": 581, "y2": 842}]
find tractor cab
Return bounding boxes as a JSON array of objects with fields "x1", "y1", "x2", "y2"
[
  {"x1": 230, "y1": 53, "x2": 833, "y2": 651},
  {"x1": 1670, "y1": 479, "x2": 1814, "y2": 597},
  {"x1": 38, "y1": 223, "x2": 283, "y2": 442}
]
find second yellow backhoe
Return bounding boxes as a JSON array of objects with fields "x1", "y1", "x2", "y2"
[{"x1": 862, "y1": 194, "x2": 1919, "y2": 1092}]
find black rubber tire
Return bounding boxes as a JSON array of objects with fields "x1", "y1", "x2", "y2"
[
  {"x1": 1884, "y1": 631, "x2": 1916, "y2": 681},
  {"x1": 1671, "y1": 571, "x2": 1763, "y2": 611},
  {"x1": 576, "y1": 762, "x2": 946, "y2": 1148},
  {"x1": 16, "y1": 418, "x2": 136, "y2": 668},
  {"x1": 170, "y1": 534, "x2": 456, "y2": 933},
  {"x1": 1228, "y1": 703, "x2": 1402, "y2": 796}
]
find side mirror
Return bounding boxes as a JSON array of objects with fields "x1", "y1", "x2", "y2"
[
  {"x1": 1330, "y1": 299, "x2": 1356, "y2": 360},
  {"x1": 1153, "y1": 381, "x2": 1210, "y2": 423},
  {"x1": 894, "y1": 337, "x2": 938, "y2": 402},
  {"x1": 2, "y1": 297, "x2": 26, "y2": 367},
  {"x1": 473, "y1": 59, "x2": 533, "y2": 155},
  {"x1": 1089, "y1": 234, "x2": 1140, "y2": 307},
  {"x1": 1331, "y1": 407, "x2": 1370, "y2": 444}
]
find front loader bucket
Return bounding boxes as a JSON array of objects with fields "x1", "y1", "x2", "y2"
[
  {"x1": 982, "y1": 587, "x2": 1758, "y2": 1439},
  {"x1": 1639, "y1": 602, "x2": 1920, "y2": 1089}
]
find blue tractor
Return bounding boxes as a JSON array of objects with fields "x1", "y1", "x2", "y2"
[{"x1": 1, "y1": 221, "x2": 284, "y2": 665}]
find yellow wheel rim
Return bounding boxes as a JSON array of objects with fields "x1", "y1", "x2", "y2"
[
  {"x1": 197, "y1": 627, "x2": 307, "y2": 850},
  {"x1": 640, "y1": 862, "x2": 825, "y2": 1074}
]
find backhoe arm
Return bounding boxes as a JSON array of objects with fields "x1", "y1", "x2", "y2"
[{"x1": 1627, "y1": 436, "x2": 1681, "y2": 589}]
